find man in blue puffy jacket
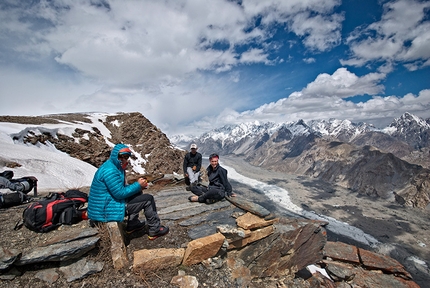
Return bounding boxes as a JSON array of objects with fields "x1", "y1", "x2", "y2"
[{"x1": 88, "y1": 143, "x2": 169, "y2": 240}]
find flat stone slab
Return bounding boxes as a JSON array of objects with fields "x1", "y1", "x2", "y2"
[
  {"x1": 159, "y1": 200, "x2": 231, "y2": 221},
  {"x1": 179, "y1": 208, "x2": 240, "y2": 227},
  {"x1": 16, "y1": 236, "x2": 99, "y2": 266},
  {"x1": 59, "y1": 258, "x2": 104, "y2": 282},
  {"x1": 359, "y1": 248, "x2": 412, "y2": 278},
  {"x1": 323, "y1": 241, "x2": 360, "y2": 264},
  {"x1": 187, "y1": 210, "x2": 238, "y2": 240},
  {"x1": 155, "y1": 188, "x2": 189, "y2": 198},
  {"x1": 43, "y1": 228, "x2": 98, "y2": 246},
  {"x1": 155, "y1": 194, "x2": 190, "y2": 209},
  {"x1": 0, "y1": 247, "x2": 21, "y2": 270},
  {"x1": 226, "y1": 196, "x2": 271, "y2": 217}
]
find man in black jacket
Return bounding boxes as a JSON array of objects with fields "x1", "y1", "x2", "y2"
[
  {"x1": 183, "y1": 143, "x2": 202, "y2": 186},
  {"x1": 188, "y1": 153, "x2": 236, "y2": 204}
]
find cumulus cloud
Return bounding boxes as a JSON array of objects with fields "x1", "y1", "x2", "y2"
[
  {"x1": 341, "y1": 0, "x2": 430, "y2": 70},
  {"x1": 244, "y1": 0, "x2": 343, "y2": 52},
  {"x1": 300, "y1": 68, "x2": 385, "y2": 98}
]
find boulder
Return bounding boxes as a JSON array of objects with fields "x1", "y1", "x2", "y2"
[
  {"x1": 238, "y1": 219, "x2": 327, "y2": 277},
  {"x1": 133, "y1": 248, "x2": 185, "y2": 271},
  {"x1": 237, "y1": 218, "x2": 327, "y2": 278},
  {"x1": 182, "y1": 233, "x2": 225, "y2": 266}
]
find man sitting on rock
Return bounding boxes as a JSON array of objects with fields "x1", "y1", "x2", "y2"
[
  {"x1": 183, "y1": 143, "x2": 202, "y2": 186},
  {"x1": 188, "y1": 153, "x2": 236, "y2": 204},
  {"x1": 88, "y1": 144, "x2": 169, "y2": 240}
]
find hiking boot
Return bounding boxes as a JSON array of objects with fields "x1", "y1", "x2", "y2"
[
  {"x1": 185, "y1": 186, "x2": 191, "y2": 191},
  {"x1": 126, "y1": 221, "x2": 147, "y2": 234},
  {"x1": 148, "y1": 225, "x2": 169, "y2": 240}
]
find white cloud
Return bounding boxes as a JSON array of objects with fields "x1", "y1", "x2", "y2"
[
  {"x1": 289, "y1": 12, "x2": 343, "y2": 51},
  {"x1": 300, "y1": 68, "x2": 385, "y2": 98},
  {"x1": 342, "y1": 0, "x2": 430, "y2": 70},
  {"x1": 243, "y1": 0, "x2": 343, "y2": 51},
  {"x1": 303, "y1": 58, "x2": 316, "y2": 64},
  {"x1": 0, "y1": 1, "x2": 343, "y2": 121},
  {"x1": 1, "y1": 0, "x2": 344, "y2": 86},
  {"x1": 240, "y1": 48, "x2": 272, "y2": 65}
]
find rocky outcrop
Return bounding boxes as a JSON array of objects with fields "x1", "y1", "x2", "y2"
[
  {"x1": 128, "y1": 202, "x2": 419, "y2": 288},
  {"x1": 321, "y1": 241, "x2": 418, "y2": 288},
  {"x1": 0, "y1": 228, "x2": 102, "y2": 282},
  {"x1": 129, "y1": 210, "x2": 327, "y2": 285},
  {"x1": 1, "y1": 112, "x2": 185, "y2": 175},
  {"x1": 101, "y1": 113, "x2": 185, "y2": 174}
]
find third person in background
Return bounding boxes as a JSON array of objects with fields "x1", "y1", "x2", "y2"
[{"x1": 183, "y1": 143, "x2": 202, "y2": 186}]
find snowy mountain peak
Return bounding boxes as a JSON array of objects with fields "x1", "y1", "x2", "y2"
[
  {"x1": 389, "y1": 112, "x2": 430, "y2": 131},
  {"x1": 307, "y1": 118, "x2": 375, "y2": 140},
  {"x1": 200, "y1": 121, "x2": 280, "y2": 143}
]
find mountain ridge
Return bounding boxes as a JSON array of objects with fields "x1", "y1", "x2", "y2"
[{"x1": 0, "y1": 112, "x2": 185, "y2": 177}]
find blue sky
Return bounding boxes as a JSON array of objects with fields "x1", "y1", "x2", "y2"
[{"x1": 0, "y1": 0, "x2": 429, "y2": 137}]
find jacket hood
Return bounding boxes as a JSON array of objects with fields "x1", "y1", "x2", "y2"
[{"x1": 110, "y1": 143, "x2": 129, "y2": 169}]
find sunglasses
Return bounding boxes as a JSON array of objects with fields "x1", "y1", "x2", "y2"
[{"x1": 119, "y1": 154, "x2": 130, "y2": 160}]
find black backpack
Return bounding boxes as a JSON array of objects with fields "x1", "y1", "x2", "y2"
[{"x1": 21, "y1": 190, "x2": 88, "y2": 233}]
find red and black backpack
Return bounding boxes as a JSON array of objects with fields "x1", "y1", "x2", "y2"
[{"x1": 22, "y1": 190, "x2": 88, "y2": 233}]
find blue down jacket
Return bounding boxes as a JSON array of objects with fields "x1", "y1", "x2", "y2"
[{"x1": 88, "y1": 143, "x2": 142, "y2": 222}]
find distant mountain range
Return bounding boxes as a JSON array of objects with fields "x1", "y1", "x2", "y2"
[
  {"x1": 1, "y1": 112, "x2": 429, "y2": 209},
  {"x1": 173, "y1": 112, "x2": 430, "y2": 209}
]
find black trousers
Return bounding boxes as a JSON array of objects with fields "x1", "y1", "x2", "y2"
[
  {"x1": 190, "y1": 185, "x2": 225, "y2": 203},
  {"x1": 126, "y1": 192, "x2": 160, "y2": 233}
]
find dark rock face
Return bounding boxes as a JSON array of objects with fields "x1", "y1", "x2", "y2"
[
  {"x1": 238, "y1": 219, "x2": 327, "y2": 278},
  {"x1": 102, "y1": 113, "x2": 185, "y2": 174}
]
